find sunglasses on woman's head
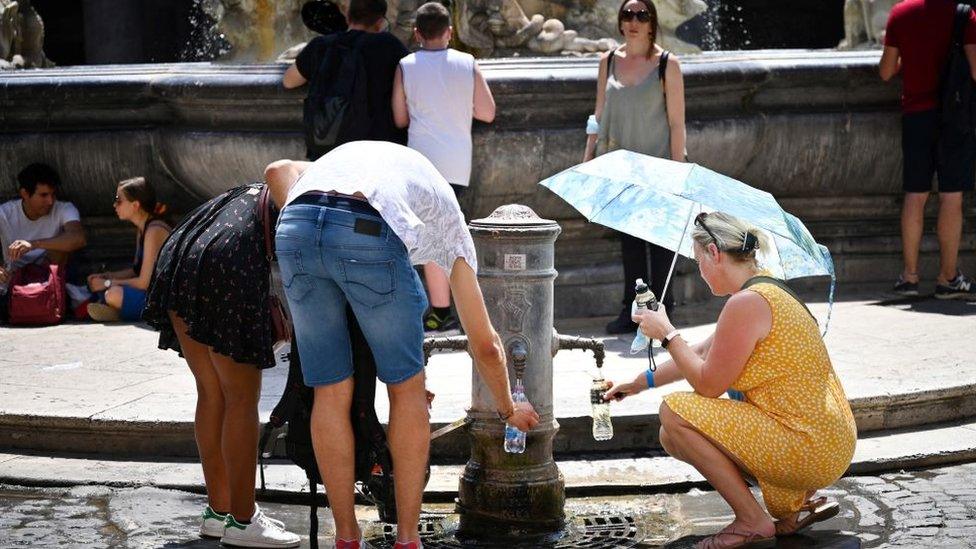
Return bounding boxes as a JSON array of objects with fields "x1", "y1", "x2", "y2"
[
  {"x1": 620, "y1": 9, "x2": 652, "y2": 23},
  {"x1": 695, "y1": 212, "x2": 721, "y2": 246}
]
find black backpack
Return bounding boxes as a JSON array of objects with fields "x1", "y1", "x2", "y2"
[
  {"x1": 259, "y1": 309, "x2": 398, "y2": 549},
  {"x1": 303, "y1": 32, "x2": 373, "y2": 160},
  {"x1": 940, "y1": 4, "x2": 976, "y2": 139}
]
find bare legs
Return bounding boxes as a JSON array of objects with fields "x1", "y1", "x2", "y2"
[
  {"x1": 311, "y1": 378, "x2": 360, "y2": 541},
  {"x1": 658, "y1": 402, "x2": 775, "y2": 539},
  {"x1": 901, "y1": 191, "x2": 963, "y2": 284},
  {"x1": 386, "y1": 371, "x2": 430, "y2": 543},
  {"x1": 171, "y1": 312, "x2": 262, "y2": 521},
  {"x1": 937, "y1": 192, "x2": 963, "y2": 283},
  {"x1": 310, "y1": 370, "x2": 430, "y2": 544}
]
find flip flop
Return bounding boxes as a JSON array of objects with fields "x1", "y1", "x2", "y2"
[
  {"x1": 775, "y1": 497, "x2": 841, "y2": 536},
  {"x1": 695, "y1": 525, "x2": 776, "y2": 549}
]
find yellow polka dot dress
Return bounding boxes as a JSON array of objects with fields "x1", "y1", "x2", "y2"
[{"x1": 663, "y1": 282, "x2": 857, "y2": 519}]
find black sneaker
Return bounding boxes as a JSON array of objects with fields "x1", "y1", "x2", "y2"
[
  {"x1": 890, "y1": 276, "x2": 919, "y2": 297},
  {"x1": 424, "y1": 310, "x2": 459, "y2": 332},
  {"x1": 605, "y1": 306, "x2": 638, "y2": 334},
  {"x1": 934, "y1": 273, "x2": 976, "y2": 300}
]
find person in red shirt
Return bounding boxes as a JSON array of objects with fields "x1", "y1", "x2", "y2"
[{"x1": 881, "y1": 0, "x2": 976, "y2": 299}]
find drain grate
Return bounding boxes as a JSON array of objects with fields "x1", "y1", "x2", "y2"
[{"x1": 368, "y1": 513, "x2": 647, "y2": 548}]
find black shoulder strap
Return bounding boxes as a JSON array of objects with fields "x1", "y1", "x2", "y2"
[
  {"x1": 659, "y1": 50, "x2": 670, "y2": 84},
  {"x1": 742, "y1": 276, "x2": 816, "y2": 323},
  {"x1": 952, "y1": 3, "x2": 972, "y2": 48},
  {"x1": 605, "y1": 48, "x2": 618, "y2": 78},
  {"x1": 953, "y1": 4, "x2": 971, "y2": 48}
]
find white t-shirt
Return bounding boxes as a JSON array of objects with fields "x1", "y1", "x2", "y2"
[
  {"x1": 399, "y1": 48, "x2": 475, "y2": 186},
  {"x1": 285, "y1": 141, "x2": 477, "y2": 273},
  {"x1": 0, "y1": 199, "x2": 81, "y2": 264}
]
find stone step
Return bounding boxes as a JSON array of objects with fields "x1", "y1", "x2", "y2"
[
  {"x1": 2, "y1": 419, "x2": 974, "y2": 503},
  {"x1": 4, "y1": 379, "x2": 974, "y2": 461}
]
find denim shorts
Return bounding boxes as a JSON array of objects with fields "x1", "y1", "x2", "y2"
[{"x1": 275, "y1": 194, "x2": 428, "y2": 386}]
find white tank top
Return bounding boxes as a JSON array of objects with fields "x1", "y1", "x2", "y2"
[{"x1": 400, "y1": 48, "x2": 475, "y2": 186}]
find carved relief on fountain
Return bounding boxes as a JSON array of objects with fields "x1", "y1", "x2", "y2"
[
  {"x1": 0, "y1": 0, "x2": 52, "y2": 70},
  {"x1": 213, "y1": 0, "x2": 709, "y2": 61},
  {"x1": 837, "y1": 0, "x2": 896, "y2": 50}
]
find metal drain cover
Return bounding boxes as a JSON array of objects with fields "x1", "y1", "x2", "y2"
[{"x1": 368, "y1": 513, "x2": 648, "y2": 548}]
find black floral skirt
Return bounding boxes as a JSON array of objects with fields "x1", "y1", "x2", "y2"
[{"x1": 144, "y1": 183, "x2": 277, "y2": 369}]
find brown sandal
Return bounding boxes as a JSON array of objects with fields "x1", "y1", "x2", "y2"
[
  {"x1": 775, "y1": 496, "x2": 840, "y2": 536},
  {"x1": 695, "y1": 525, "x2": 776, "y2": 549}
]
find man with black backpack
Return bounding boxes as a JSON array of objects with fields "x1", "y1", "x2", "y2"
[
  {"x1": 881, "y1": 0, "x2": 976, "y2": 300},
  {"x1": 284, "y1": 0, "x2": 409, "y2": 160},
  {"x1": 265, "y1": 142, "x2": 541, "y2": 549}
]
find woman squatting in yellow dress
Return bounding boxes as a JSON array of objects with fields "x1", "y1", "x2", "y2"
[{"x1": 605, "y1": 211, "x2": 857, "y2": 549}]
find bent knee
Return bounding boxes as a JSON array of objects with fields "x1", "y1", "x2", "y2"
[{"x1": 105, "y1": 286, "x2": 124, "y2": 308}]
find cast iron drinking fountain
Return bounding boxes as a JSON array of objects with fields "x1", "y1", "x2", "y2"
[{"x1": 407, "y1": 205, "x2": 652, "y2": 548}]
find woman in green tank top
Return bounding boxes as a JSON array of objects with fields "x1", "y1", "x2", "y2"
[{"x1": 582, "y1": 0, "x2": 688, "y2": 334}]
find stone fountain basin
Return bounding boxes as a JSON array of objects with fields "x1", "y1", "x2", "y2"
[{"x1": 0, "y1": 50, "x2": 920, "y2": 314}]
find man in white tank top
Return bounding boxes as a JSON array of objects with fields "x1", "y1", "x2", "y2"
[{"x1": 392, "y1": 1, "x2": 497, "y2": 333}]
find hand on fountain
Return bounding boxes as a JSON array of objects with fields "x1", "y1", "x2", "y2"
[
  {"x1": 632, "y1": 303, "x2": 675, "y2": 341},
  {"x1": 508, "y1": 400, "x2": 540, "y2": 432}
]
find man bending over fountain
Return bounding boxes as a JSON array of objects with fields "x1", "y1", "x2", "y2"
[{"x1": 264, "y1": 141, "x2": 540, "y2": 549}]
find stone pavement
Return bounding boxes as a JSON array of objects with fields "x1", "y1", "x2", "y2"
[
  {"x1": 2, "y1": 462, "x2": 975, "y2": 548},
  {"x1": 1, "y1": 295, "x2": 976, "y2": 460}
]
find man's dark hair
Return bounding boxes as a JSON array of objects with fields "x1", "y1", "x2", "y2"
[
  {"x1": 17, "y1": 163, "x2": 62, "y2": 196},
  {"x1": 302, "y1": 0, "x2": 348, "y2": 35},
  {"x1": 415, "y1": 2, "x2": 451, "y2": 40},
  {"x1": 347, "y1": 0, "x2": 387, "y2": 27}
]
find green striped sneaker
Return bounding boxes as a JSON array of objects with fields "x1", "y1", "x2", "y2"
[
  {"x1": 221, "y1": 504, "x2": 300, "y2": 548},
  {"x1": 200, "y1": 505, "x2": 227, "y2": 539}
]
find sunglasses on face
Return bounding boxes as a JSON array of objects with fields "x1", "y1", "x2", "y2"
[
  {"x1": 113, "y1": 195, "x2": 123, "y2": 206},
  {"x1": 621, "y1": 9, "x2": 652, "y2": 23}
]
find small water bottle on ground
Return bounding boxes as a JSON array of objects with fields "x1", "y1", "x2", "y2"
[
  {"x1": 504, "y1": 379, "x2": 527, "y2": 454},
  {"x1": 630, "y1": 278, "x2": 658, "y2": 354},
  {"x1": 591, "y1": 377, "x2": 613, "y2": 441}
]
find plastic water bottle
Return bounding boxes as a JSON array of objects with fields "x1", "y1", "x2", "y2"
[
  {"x1": 630, "y1": 278, "x2": 658, "y2": 354},
  {"x1": 591, "y1": 377, "x2": 613, "y2": 441},
  {"x1": 504, "y1": 380, "x2": 527, "y2": 454}
]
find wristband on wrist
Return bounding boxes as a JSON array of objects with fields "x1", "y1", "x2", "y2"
[
  {"x1": 661, "y1": 329, "x2": 681, "y2": 349},
  {"x1": 497, "y1": 403, "x2": 515, "y2": 421},
  {"x1": 644, "y1": 369, "x2": 655, "y2": 389}
]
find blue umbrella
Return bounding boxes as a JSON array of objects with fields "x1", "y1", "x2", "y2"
[{"x1": 539, "y1": 150, "x2": 835, "y2": 331}]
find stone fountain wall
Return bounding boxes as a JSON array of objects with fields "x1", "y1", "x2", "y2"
[{"x1": 2, "y1": 51, "x2": 965, "y2": 317}]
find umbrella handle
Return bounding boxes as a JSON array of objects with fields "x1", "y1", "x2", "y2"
[{"x1": 660, "y1": 205, "x2": 698, "y2": 304}]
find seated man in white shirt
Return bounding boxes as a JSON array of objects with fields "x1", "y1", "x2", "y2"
[
  {"x1": 0, "y1": 163, "x2": 87, "y2": 291},
  {"x1": 264, "y1": 141, "x2": 539, "y2": 549}
]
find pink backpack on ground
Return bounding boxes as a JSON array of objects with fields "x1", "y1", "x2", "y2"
[{"x1": 8, "y1": 263, "x2": 66, "y2": 326}]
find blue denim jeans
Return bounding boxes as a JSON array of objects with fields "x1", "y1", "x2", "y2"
[{"x1": 275, "y1": 195, "x2": 428, "y2": 386}]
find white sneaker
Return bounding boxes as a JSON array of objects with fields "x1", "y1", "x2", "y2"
[
  {"x1": 220, "y1": 505, "x2": 300, "y2": 548},
  {"x1": 200, "y1": 505, "x2": 227, "y2": 538}
]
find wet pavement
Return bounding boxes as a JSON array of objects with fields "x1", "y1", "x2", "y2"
[{"x1": 2, "y1": 462, "x2": 974, "y2": 548}]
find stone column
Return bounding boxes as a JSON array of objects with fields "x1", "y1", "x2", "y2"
[{"x1": 457, "y1": 204, "x2": 565, "y2": 539}]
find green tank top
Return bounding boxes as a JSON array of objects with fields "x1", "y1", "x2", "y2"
[{"x1": 596, "y1": 52, "x2": 671, "y2": 159}]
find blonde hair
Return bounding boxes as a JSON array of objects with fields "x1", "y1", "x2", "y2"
[{"x1": 692, "y1": 211, "x2": 770, "y2": 265}]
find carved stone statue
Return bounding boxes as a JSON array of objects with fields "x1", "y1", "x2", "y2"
[
  {"x1": 454, "y1": 0, "x2": 617, "y2": 57},
  {"x1": 553, "y1": 0, "x2": 707, "y2": 54},
  {"x1": 838, "y1": 0, "x2": 896, "y2": 50},
  {"x1": 201, "y1": 0, "x2": 316, "y2": 62},
  {"x1": 0, "y1": 0, "x2": 52, "y2": 70}
]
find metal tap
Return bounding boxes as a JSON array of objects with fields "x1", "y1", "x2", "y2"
[
  {"x1": 423, "y1": 335, "x2": 469, "y2": 366},
  {"x1": 552, "y1": 331, "x2": 605, "y2": 370}
]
